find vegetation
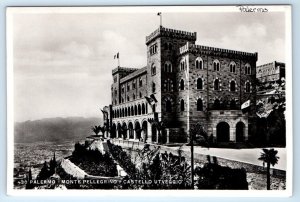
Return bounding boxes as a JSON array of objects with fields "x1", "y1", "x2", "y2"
[
  {"x1": 195, "y1": 156, "x2": 248, "y2": 190},
  {"x1": 255, "y1": 79, "x2": 286, "y2": 146},
  {"x1": 91, "y1": 125, "x2": 106, "y2": 137},
  {"x1": 36, "y1": 153, "x2": 57, "y2": 181},
  {"x1": 258, "y1": 148, "x2": 280, "y2": 190},
  {"x1": 189, "y1": 123, "x2": 211, "y2": 147},
  {"x1": 107, "y1": 141, "x2": 191, "y2": 189},
  {"x1": 70, "y1": 142, "x2": 118, "y2": 177}
]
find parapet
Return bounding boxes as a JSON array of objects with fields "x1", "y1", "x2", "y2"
[
  {"x1": 179, "y1": 42, "x2": 258, "y2": 60},
  {"x1": 146, "y1": 26, "x2": 197, "y2": 45},
  {"x1": 112, "y1": 66, "x2": 139, "y2": 75}
]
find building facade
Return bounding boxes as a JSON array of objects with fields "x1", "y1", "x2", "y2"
[
  {"x1": 103, "y1": 26, "x2": 258, "y2": 145},
  {"x1": 256, "y1": 61, "x2": 285, "y2": 83}
]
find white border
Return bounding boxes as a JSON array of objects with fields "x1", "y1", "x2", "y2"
[{"x1": 6, "y1": 5, "x2": 293, "y2": 197}]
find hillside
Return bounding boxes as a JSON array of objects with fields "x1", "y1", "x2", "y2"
[{"x1": 14, "y1": 117, "x2": 103, "y2": 143}]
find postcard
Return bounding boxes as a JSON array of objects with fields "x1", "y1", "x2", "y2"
[{"x1": 6, "y1": 5, "x2": 292, "y2": 196}]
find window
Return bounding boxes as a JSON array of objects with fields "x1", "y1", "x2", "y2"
[
  {"x1": 197, "y1": 78, "x2": 203, "y2": 90},
  {"x1": 213, "y1": 99, "x2": 220, "y2": 109},
  {"x1": 245, "y1": 82, "x2": 251, "y2": 93},
  {"x1": 166, "y1": 100, "x2": 172, "y2": 112},
  {"x1": 139, "y1": 78, "x2": 143, "y2": 87},
  {"x1": 230, "y1": 81, "x2": 236, "y2": 92},
  {"x1": 180, "y1": 79, "x2": 184, "y2": 90},
  {"x1": 213, "y1": 60, "x2": 220, "y2": 71},
  {"x1": 121, "y1": 85, "x2": 125, "y2": 93},
  {"x1": 152, "y1": 82, "x2": 156, "y2": 93},
  {"x1": 164, "y1": 61, "x2": 172, "y2": 73},
  {"x1": 230, "y1": 100, "x2": 236, "y2": 109},
  {"x1": 113, "y1": 76, "x2": 117, "y2": 83},
  {"x1": 132, "y1": 81, "x2": 136, "y2": 89},
  {"x1": 245, "y1": 64, "x2": 251, "y2": 75},
  {"x1": 151, "y1": 64, "x2": 156, "y2": 75},
  {"x1": 114, "y1": 89, "x2": 117, "y2": 95},
  {"x1": 133, "y1": 94, "x2": 136, "y2": 100},
  {"x1": 121, "y1": 97, "x2": 124, "y2": 103},
  {"x1": 230, "y1": 62, "x2": 236, "y2": 73},
  {"x1": 139, "y1": 92, "x2": 142, "y2": 98},
  {"x1": 180, "y1": 99, "x2": 185, "y2": 111},
  {"x1": 142, "y1": 103, "x2": 146, "y2": 114},
  {"x1": 127, "y1": 84, "x2": 130, "y2": 91},
  {"x1": 127, "y1": 96, "x2": 130, "y2": 101},
  {"x1": 196, "y1": 57, "x2": 203, "y2": 69},
  {"x1": 164, "y1": 43, "x2": 173, "y2": 51},
  {"x1": 150, "y1": 43, "x2": 158, "y2": 55},
  {"x1": 164, "y1": 79, "x2": 174, "y2": 92},
  {"x1": 180, "y1": 60, "x2": 185, "y2": 71},
  {"x1": 214, "y1": 79, "x2": 220, "y2": 91},
  {"x1": 197, "y1": 99, "x2": 203, "y2": 111}
]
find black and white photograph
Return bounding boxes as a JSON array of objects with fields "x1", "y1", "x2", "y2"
[{"x1": 6, "y1": 5, "x2": 292, "y2": 196}]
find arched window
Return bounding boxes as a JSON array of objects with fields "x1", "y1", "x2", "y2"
[
  {"x1": 142, "y1": 103, "x2": 146, "y2": 114},
  {"x1": 245, "y1": 63, "x2": 251, "y2": 75},
  {"x1": 180, "y1": 59, "x2": 185, "y2": 71},
  {"x1": 213, "y1": 99, "x2": 220, "y2": 109},
  {"x1": 195, "y1": 57, "x2": 203, "y2": 69},
  {"x1": 213, "y1": 60, "x2": 220, "y2": 71},
  {"x1": 197, "y1": 78, "x2": 203, "y2": 90},
  {"x1": 139, "y1": 92, "x2": 142, "y2": 98},
  {"x1": 164, "y1": 61, "x2": 172, "y2": 73},
  {"x1": 230, "y1": 100, "x2": 236, "y2": 109},
  {"x1": 214, "y1": 79, "x2": 220, "y2": 91},
  {"x1": 131, "y1": 106, "x2": 134, "y2": 116},
  {"x1": 138, "y1": 104, "x2": 141, "y2": 115},
  {"x1": 165, "y1": 79, "x2": 173, "y2": 92},
  {"x1": 125, "y1": 108, "x2": 127, "y2": 117},
  {"x1": 128, "y1": 107, "x2": 131, "y2": 116},
  {"x1": 180, "y1": 79, "x2": 184, "y2": 90},
  {"x1": 152, "y1": 82, "x2": 156, "y2": 93},
  {"x1": 134, "y1": 105, "x2": 137, "y2": 116},
  {"x1": 230, "y1": 81, "x2": 236, "y2": 92},
  {"x1": 133, "y1": 94, "x2": 136, "y2": 100},
  {"x1": 180, "y1": 99, "x2": 185, "y2": 111},
  {"x1": 197, "y1": 99, "x2": 203, "y2": 111},
  {"x1": 230, "y1": 62, "x2": 236, "y2": 73},
  {"x1": 166, "y1": 100, "x2": 172, "y2": 112},
  {"x1": 245, "y1": 82, "x2": 251, "y2": 93},
  {"x1": 127, "y1": 96, "x2": 130, "y2": 101},
  {"x1": 151, "y1": 64, "x2": 156, "y2": 75}
]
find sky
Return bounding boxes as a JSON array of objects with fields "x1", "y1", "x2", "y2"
[{"x1": 10, "y1": 6, "x2": 288, "y2": 122}]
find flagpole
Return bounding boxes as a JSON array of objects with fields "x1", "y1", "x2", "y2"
[{"x1": 160, "y1": 14, "x2": 162, "y2": 27}]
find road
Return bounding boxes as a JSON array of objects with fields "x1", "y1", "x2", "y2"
[{"x1": 180, "y1": 146, "x2": 287, "y2": 170}]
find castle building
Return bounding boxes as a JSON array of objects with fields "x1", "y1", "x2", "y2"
[
  {"x1": 103, "y1": 26, "x2": 258, "y2": 145},
  {"x1": 256, "y1": 61, "x2": 285, "y2": 84}
]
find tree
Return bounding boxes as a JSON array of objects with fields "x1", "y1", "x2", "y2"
[
  {"x1": 91, "y1": 125, "x2": 106, "y2": 137},
  {"x1": 148, "y1": 119, "x2": 166, "y2": 144},
  {"x1": 190, "y1": 123, "x2": 209, "y2": 148},
  {"x1": 258, "y1": 148, "x2": 280, "y2": 190}
]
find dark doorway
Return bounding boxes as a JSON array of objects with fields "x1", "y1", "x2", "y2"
[
  {"x1": 236, "y1": 122, "x2": 245, "y2": 142},
  {"x1": 216, "y1": 122, "x2": 230, "y2": 142}
]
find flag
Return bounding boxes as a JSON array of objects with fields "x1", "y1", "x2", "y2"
[
  {"x1": 149, "y1": 94, "x2": 158, "y2": 103},
  {"x1": 241, "y1": 100, "x2": 250, "y2": 110},
  {"x1": 157, "y1": 12, "x2": 161, "y2": 16},
  {"x1": 145, "y1": 96, "x2": 155, "y2": 105},
  {"x1": 114, "y1": 52, "x2": 119, "y2": 59}
]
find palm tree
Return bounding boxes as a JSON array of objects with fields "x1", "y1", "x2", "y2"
[
  {"x1": 258, "y1": 148, "x2": 280, "y2": 190},
  {"x1": 91, "y1": 125, "x2": 105, "y2": 137}
]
